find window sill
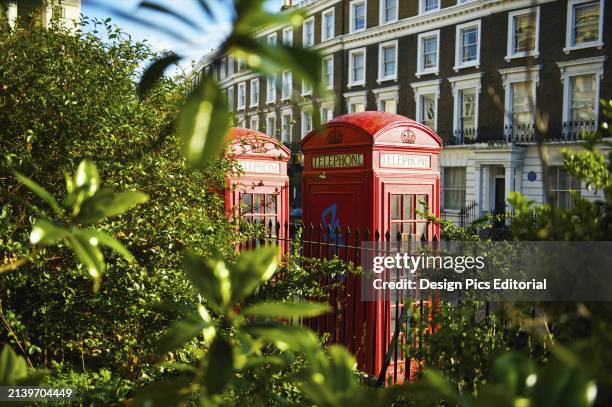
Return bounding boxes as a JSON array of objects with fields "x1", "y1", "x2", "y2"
[
  {"x1": 453, "y1": 61, "x2": 480, "y2": 72},
  {"x1": 266, "y1": 100, "x2": 276, "y2": 105},
  {"x1": 419, "y1": 8, "x2": 441, "y2": 16},
  {"x1": 249, "y1": 104, "x2": 259, "y2": 109},
  {"x1": 379, "y1": 18, "x2": 398, "y2": 26},
  {"x1": 504, "y1": 51, "x2": 540, "y2": 61},
  {"x1": 347, "y1": 81, "x2": 365, "y2": 88},
  {"x1": 416, "y1": 69, "x2": 439, "y2": 78},
  {"x1": 563, "y1": 41, "x2": 604, "y2": 54},
  {"x1": 376, "y1": 76, "x2": 397, "y2": 84},
  {"x1": 350, "y1": 28, "x2": 366, "y2": 34}
]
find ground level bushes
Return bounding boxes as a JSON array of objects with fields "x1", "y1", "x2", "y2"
[{"x1": 0, "y1": 18, "x2": 236, "y2": 385}]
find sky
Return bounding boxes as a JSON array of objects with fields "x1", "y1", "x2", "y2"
[{"x1": 82, "y1": 0, "x2": 284, "y2": 67}]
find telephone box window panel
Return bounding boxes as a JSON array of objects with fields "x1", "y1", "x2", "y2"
[{"x1": 300, "y1": 111, "x2": 442, "y2": 380}]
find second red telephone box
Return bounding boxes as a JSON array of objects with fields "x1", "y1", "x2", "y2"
[
  {"x1": 225, "y1": 128, "x2": 290, "y2": 248},
  {"x1": 300, "y1": 111, "x2": 442, "y2": 381}
]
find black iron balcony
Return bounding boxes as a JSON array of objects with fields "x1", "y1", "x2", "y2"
[{"x1": 443, "y1": 120, "x2": 601, "y2": 146}]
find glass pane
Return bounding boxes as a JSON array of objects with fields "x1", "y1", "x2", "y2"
[
  {"x1": 513, "y1": 13, "x2": 536, "y2": 53},
  {"x1": 422, "y1": 94, "x2": 436, "y2": 129},
  {"x1": 391, "y1": 222, "x2": 402, "y2": 239},
  {"x1": 265, "y1": 216, "x2": 277, "y2": 233},
  {"x1": 423, "y1": 36, "x2": 437, "y2": 69},
  {"x1": 416, "y1": 195, "x2": 428, "y2": 220},
  {"x1": 416, "y1": 222, "x2": 427, "y2": 239},
  {"x1": 574, "y1": 3, "x2": 599, "y2": 45},
  {"x1": 265, "y1": 194, "x2": 276, "y2": 214},
  {"x1": 570, "y1": 74, "x2": 595, "y2": 121},
  {"x1": 241, "y1": 194, "x2": 253, "y2": 214},
  {"x1": 403, "y1": 194, "x2": 413, "y2": 220},
  {"x1": 511, "y1": 81, "x2": 533, "y2": 126},
  {"x1": 461, "y1": 27, "x2": 478, "y2": 62},
  {"x1": 460, "y1": 89, "x2": 476, "y2": 130},
  {"x1": 403, "y1": 222, "x2": 414, "y2": 236},
  {"x1": 252, "y1": 194, "x2": 264, "y2": 213},
  {"x1": 391, "y1": 195, "x2": 402, "y2": 220}
]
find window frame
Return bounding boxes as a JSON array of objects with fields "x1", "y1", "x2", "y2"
[
  {"x1": 348, "y1": 47, "x2": 367, "y2": 87},
  {"x1": 281, "y1": 70, "x2": 293, "y2": 100},
  {"x1": 557, "y1": 57, "x2": 604, "y2": 123},
  {"x1": 506, "y1": 7, "x2": 540, "y2": 61},
  {"x1": 442, "y1": 167, "x2": 467, "y2": 211},
  {"x1": 267, "y1": 32, "x2": 277, "y2": 46},
  {"x1": 281, "y1": 110, "x2": 293, "y2": 143},
  {"x1": 564, "y1": 0, "x2": 605, "y2": 53},
  {"x1": 302, "y1": 79, "x2": 313, "y2": 96},
  {"x1": 301, "y1": 110, "x2": 313, "y2": 138},
  {"x1": 549, "y1": 166, "x2": 582, "y2": 209},
  {"x1": 227, "y1": 55, "x2": 235, "y2": 76},
  {"x1": 237, "y1": 82, "x2": 246, "y2": 110},
  {"x1": 379, "y1": 0, "x2": 398, "y2": 25},
  {"x1": 349, "y1": 0, "x2": 367, "y2": 33},
  {"x1": 322, "y1": 8, "x2": 335, "y2": 42},
  {"x1": 266, "y1": 74, "x2": 277, "y2": 104},
  {"x1": 249, "y1": 115, "x2": 259, "y2": 131},
  {"x1": 419, "y1": 0, "x2": 440, "y2": 15},
  {"x1": 227, "y1": 86, "x2": 234, "y2": 112},
  {"x1": 250, "y1": 78, "x2": 260, "y2": 108},
  {"x1": 499, "y1": 66, "x2": 540, "y2": 128},
  {"x1": 417, "y1": 29, "x2": 440, "y2": 77},
  {"x1": 283, "y1": 26, "x2": 293, "y2": 46},
  {"x1": 411, "y1": 79, "x2": 440, "y2": 132},
  {"x1": 378, "y1": 40, "x2": 398, "y2": 82},
  {"x1": 302, "y1": 16, "x2": 315, "y2": 47},
  {"x1": 322, "y1": 55, "x2": 334, "y2": 90},
  {"x1": 454, "y1": 20, "x2": 482, "y2": 71},
  {"x1": 449, "y1": 73, "x2": 482, "y2": 134},
  {"x1": 266, "y1": 113, "x2": 277, "y2": 137}
]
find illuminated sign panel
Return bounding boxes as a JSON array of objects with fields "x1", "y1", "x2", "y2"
[
  {"x1": 380, "y1": 153, "x2": 430, "y2": 169},
  {"x1": 312, "y1": 153, "x2": 364, "y2": 169},
  {"x1": 238, "y1": 160, "x2": 281, "y2": 174}
]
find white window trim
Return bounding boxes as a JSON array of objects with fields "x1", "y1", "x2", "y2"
[
  {"x1": 410, "y1": 79, "x2": 441, "y2": 131},
  {"x1": 416, "y1": 29, "x2": 440, "y2": 77},
  {"x1": 454, "y1": 20, "x2": 482, "y2": 71},
  {"x1": 267, "y1": 32, "x2": 277, "y2": 46},
  {"x1": 343, "y1": 90, "x2": 368, "y2": 112},
  {"x1": 301, "y1": 109, "x2": 314, "y2": 139},
  {"x1": 236, "y1": 113, "x2": 245, "y2": 128},
  {"x1": 322, "y1": 55, "x2": 334, "y2": 90},
  {"x1": 301, "y1": 79, "x2": 313, "y2": 96},
  {"x1": 227, "y1": 55, "x2": 235, "y2": 76},
  {"x1": 227, "y1": 86, "x2": 234, "y2": 112},
  {"x1": 419, "y1": 0, "x2": 440, "y2": 15},
  {"x1": 237, "y1": 82, "x2": 246, "y2": 110},
  {"x1": 449, "y1": 73, "x2": 482, "y2": 132},
  {"x1": 266, "y1": 75, "x2": 277, "y2": 104},
  {"x1": 281, "y1": 70, "x2": 293, "y2": 100},
  {"x1": 499, "y1": 66, "x2": 541, "y2": 127},
  {"x1": 557, "y1": 56, "x2": 606, "y2": 123},
  {"x1": 505, "y1": 7, "x2": 540, "y2": 61},
  {"x1": 372, "y1": 85, "x2": 400, "y2": 112},
  {"x1": 266, "y1": 112, "x2": 277, "y2": 137},
  {"x1": 302, "y1": 16, "x2": 315, "y2": 47},
  {"x1": 283, "y1": 27, "x2": 293, "y2": 46},
  {"x1": 249, "y1": 115, "x2": 259, "y2": 131},
  {"x1": 377, "y1": 40, "x2": 398, "y2": 82},
  {"x1": 322, "y1": 8, "x2": 335, "y2": 42},
  {"x1": 379, "y1": 0, "x2": 398, "y2": 25},
  {"x1": 249, "y1": 78, "x2": 260, "y2": 108},
  {"x1": 348, "y1": 47, "x2": 367, "y2": 87},
  {"x1": 564, "y1": 0, "x2": 605, "y2": 53},
  {"x1": 349, "y1": 0, "x2": 367, "y2": 33},
  {"x1": 281, "y1": 108, "x2": 293, "y2": 143},
  {"x1": 320, "y1": 101, "x2": 335, "y2": 122}
]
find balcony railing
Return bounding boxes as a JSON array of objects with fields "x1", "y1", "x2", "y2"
[{"x1": 444, "y1": 121, "x2": 600, "y2": 146}]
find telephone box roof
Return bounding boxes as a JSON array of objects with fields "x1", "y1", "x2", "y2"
[
  {"x1": 301, "y1": 111, "x2": 442, "y2": 149},
  {"x1": 228, "y1": 127, "x2": 290, "y2": 160}
]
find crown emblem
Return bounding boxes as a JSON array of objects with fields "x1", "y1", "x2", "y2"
[
  {"x1": 401, "y1": 129, "x2": 416, "y2": 144},
  {"x1": 327, "y1": 128, "x2": 343, "y2": 144}
]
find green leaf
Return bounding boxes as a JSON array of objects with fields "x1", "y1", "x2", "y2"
[
  {"x1": 74, "y1": 159, "x2": 100, "y2": 197},
  {"x1": 326, "y1": 345, "x2": 358, "y2": 393},
  {"x1": 67, "y1": 233, "x2": 105, "y2": 292},
  {"x1": 157, "y1": 306, "x2": 215, "y2": 352},
  {"x1": 229, "y1": 246, "x2": 278, "y2": 302},
  {"x1": 77, "y1": 229, "x2": 134, "y2": 262},
  {"x1": 202, "y1": 336, "x2": 233, "y2": 396},
  {"x1": 183, "y1": 251, "x2": 228, "y2": 310},
  {"x1": 29, "y1": 218, "x2": 70, "y2": 246},
  {"x1": 138, "y1": 52, "x2": 181, "y2": 99},
  {"x1": 242, "y1": 301, "x2": 331, "y2": 319},
  {"x1": 75, "y1": 189, "x2": 148, "y2": 224},
  {"x1": 0, "y1": 345, "x2": 28, "y2": 385},
  {"x1": 132, "y1": 374, "x2": 196, "y2": 406},
  {"x1": 248, "y1": 325, "x2": 320, "y2": 355},
  {"x1": 13, "y1": 171, "x2": 63, "y2": 215},
  {"x1": 177, "y1": 76, "x2": 230, "y2": 169}
]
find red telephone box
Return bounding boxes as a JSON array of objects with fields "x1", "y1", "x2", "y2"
[
  {"x1": 225, "y1": 128, "x2": 290, "y2": 246},
  {"x1": 300, "y1": 112, "x2": 442, "y2": 381}
]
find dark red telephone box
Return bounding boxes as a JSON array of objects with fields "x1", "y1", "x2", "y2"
[
  {"x1": 300, "y1": 112, "x2": 442, "y2": 381},
  {"x1": 225, "y1": 128, "x2": 290, "y2": 245}
]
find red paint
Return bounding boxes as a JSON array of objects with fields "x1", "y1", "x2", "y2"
[
  {"x1": 225, "y1": 128, "x2": 290, "y2": 253},
  {"x1": 300, "y1": 112, "x2": 441, "y2": 381}
]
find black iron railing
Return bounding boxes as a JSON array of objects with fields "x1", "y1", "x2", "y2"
[{"x1": 444, "y1": 121, "x2": 600, "y2": 146}]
